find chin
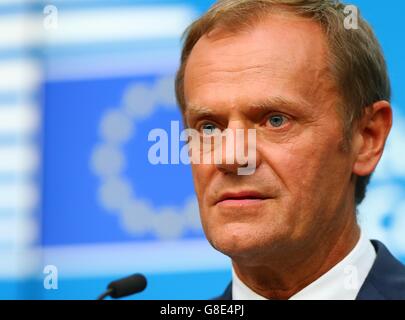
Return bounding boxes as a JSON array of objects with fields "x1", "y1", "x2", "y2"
[{"x1": 206, "y1": 222, "x2": 286, "y2": 261}]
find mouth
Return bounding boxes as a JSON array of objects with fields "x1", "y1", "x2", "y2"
[{"x1": 215, "y1": 191, "x2": 271, "y2": 207}]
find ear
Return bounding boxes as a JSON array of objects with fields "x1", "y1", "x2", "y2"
[{"x1": 352, "y1": 101, "x2": 393, "y2": 176}]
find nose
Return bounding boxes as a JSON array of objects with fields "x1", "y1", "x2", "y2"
[{"x1": 215, "y1": 120, "x2": 259, "y2": 175}]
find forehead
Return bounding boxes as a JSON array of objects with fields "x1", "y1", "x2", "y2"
[{"x1": 183, "y1": 13, "x2": 335, "y2": 113}]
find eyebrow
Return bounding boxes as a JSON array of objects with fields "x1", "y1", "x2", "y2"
[
  {"x1": 185, "y1": 96, "x2": 311, "y2": 120},
  {"x1": 185, "y1": 105, "x2": 215, "y2": 118},
  {"x1": 249, "y1": 96, "x2": 312, "y2": 113}
]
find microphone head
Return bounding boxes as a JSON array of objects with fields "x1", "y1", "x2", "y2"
[{"x1": 107, "y1": 273, "x2": 147, "y2": 299}]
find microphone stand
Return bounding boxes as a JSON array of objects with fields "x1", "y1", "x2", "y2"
[{"x1": 97, "y1": 288, "x2": 113, "y2": 300}]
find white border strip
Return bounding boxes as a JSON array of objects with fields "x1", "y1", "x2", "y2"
[{"x1": 41, "y1": 239, "x2": 230, "y2": 278}]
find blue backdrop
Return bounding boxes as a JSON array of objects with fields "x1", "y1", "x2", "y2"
[{"x1": 0, "y1": 0, "x2": 403, "y2": 299}]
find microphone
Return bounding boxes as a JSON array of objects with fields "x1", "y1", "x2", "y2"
[{"x1": 97, "y1": 273, "x2": 147, "y2": 300}]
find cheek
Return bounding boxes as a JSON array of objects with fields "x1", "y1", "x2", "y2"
[
  {"x1": 191, "y1": 164, "x2": 213, "y2": 204},
  {"x1": 259, "y1": 133, "x2": 349, "y2": 206},
  {"x1": 190, "y1": 164, "x2": 203, "y2": 200}
]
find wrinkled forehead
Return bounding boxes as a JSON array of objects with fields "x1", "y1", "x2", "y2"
[{"x1": 183, "y1": 14, "x2": 336, "y2": 114}]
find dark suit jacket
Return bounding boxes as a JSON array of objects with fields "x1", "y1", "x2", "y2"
[{"x1": 213, "y1": 240, "x2": 405, "y2": 300}]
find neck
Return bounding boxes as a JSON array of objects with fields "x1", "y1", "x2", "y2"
[{"x1": 232, "y1": 212, "x2": 360, "y2": 300}]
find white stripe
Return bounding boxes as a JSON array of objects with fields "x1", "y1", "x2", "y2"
[
  {"x1": 0, "y1": 216, "x2": 38, "y2": 247},
  {"x1": 47, "y1": 6, "x2": 194, "y2": 45},
  {"x1": 0, "y1": 181, "x2": 39, "y2": 208},
  {"x1": 42, "y1": 239, "x2": 230, "y2": 277},
  {"x1": 0, "y1": 239, "x2": 229, "y2": 279},
  {"x1": 0, "y1": 181, "x2": 39, "y2": 209},
  {"x1": 0, "y1": 6, "x2": 195, "y2": 48},
  {"x1": 0, "y1": 145, "x2": 39, "y2": 174},
  {"x1": 0, "y1": 249, "x2": 40, "y2": 278},
  {"x1": 0, "y1": 105, "x2": 40, "y2": 134},
  {"x1": 0, "y1": 59, "x2": 42, "y2": 93},
  {"x1": 0, "y1": 14, "x2": 42, "y2": 49}
]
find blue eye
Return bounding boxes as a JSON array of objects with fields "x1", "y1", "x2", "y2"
[
  {"x1": 201, "y1": 123, "x2": 218, "y2": 136},
  {"x1": 268, "y1": 115, "x2": 287, "y2": 128}
]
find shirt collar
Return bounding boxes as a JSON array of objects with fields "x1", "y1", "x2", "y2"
[{"x1": 232, "y1": 230, "x2": 376, "y2": 300}]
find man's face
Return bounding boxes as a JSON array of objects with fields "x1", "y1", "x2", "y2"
[{"x1": 183, "y1": 14, "x2": 358, "y2": 263}]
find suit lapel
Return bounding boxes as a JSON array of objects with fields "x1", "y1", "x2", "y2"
[
  {"x1": 213, "y1": 282, "x2": 232, "y2": 300},
  {"x1": 356, "y1": 240, "x2": 405, "y2": 300}
]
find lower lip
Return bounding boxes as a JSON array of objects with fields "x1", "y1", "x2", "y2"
[{"x1": 217, "y1": 198, "x2": 268, "y2": 208}]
